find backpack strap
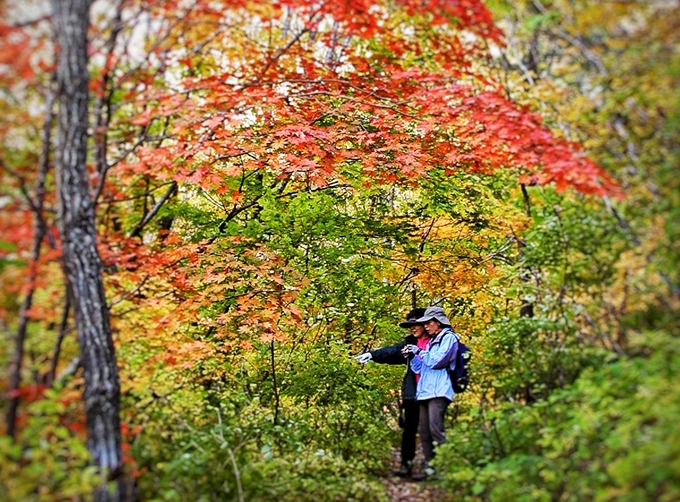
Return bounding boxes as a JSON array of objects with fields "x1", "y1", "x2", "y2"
[
  {"x1": 429, "y1": 327, "x2": 456, "y2": 346},
  {"x1": 426, "y1": 328, "x2": 459, "y2": 372},
  {"x1": 446, "y1": 329, "x2": 460, "y2": 371}
]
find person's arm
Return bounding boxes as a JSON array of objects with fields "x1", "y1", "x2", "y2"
[
  {"x1": 422, "y1": 332, "x2": 458, "y2": 370},
  {"x1": 370, "y1": 339, "x2": 408, "y2": 364},
  {"x1": 409, "y1": 353, "x2": 423, "y2": 374}
]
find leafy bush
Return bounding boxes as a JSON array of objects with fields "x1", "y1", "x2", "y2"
[
  {"x1": 435, "y1": 331, "x2": 680, "y2": 501},
  {"x1": 129, "y1": 342, "x2": 397, "y2": 501},
  {"x1": 0, "y1": 390, "x2": 101, "y2": 501}
]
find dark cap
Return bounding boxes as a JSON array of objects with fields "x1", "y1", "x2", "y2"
[{"x1": 398, "y1": 307, "x2": 427, "y2": 328}]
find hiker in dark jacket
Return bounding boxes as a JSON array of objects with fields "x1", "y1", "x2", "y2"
[{"x1": 354, "y1": 308, "x2": 428, "y2": 477}]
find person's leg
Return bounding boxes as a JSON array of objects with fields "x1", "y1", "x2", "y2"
[
  {"x1": 418, "y1": 400, "x2": 434, "y2": 463},
  {"x1": 393, "y1": 399, "x2": 419, "y2": 476},
  {"x1": 412, "y1": 398, "x2": 451, "y2": 480},
  {"x1": 401, "y1": 399, "x2": 419, "y2": 466},
  {"x1": 428, "y1": 397, "x2": 450, "y2": 451},
  {"x1": 410, "y1": 399, "x2": 437, "y2": 481}
]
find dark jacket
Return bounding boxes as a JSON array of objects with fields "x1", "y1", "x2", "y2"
[{"x1": 370, "y1": 335, "x2": 418, "y2": 401}]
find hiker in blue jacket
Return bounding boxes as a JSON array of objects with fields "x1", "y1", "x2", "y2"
[
  {"x1": 354, "y1": 307, "x2": 428, "y2": 477},
  {"x1": 402, "y1": 306, "x2": 458, "y2": 480}
]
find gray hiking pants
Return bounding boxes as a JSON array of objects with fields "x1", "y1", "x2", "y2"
[{"x1": 418, "y1": 397, "x2": 450, "y2": 463}]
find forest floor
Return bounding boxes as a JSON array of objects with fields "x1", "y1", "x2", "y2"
[{"x1": 379, "y1": 446, "x2": 449, "y2": 501}]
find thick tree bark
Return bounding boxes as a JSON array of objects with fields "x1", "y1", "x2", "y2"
[{"x1": 52, "y1": 0, "x2": 124, "y2": 499}]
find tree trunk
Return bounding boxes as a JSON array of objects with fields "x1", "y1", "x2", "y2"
[{"x1": 52, "y1": 0, "x2": 124, "y2": 499}]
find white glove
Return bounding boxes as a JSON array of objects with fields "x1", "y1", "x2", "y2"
[
  {"x1": 355, "y1": 352, "x2": 373, "y2": 364},
  {"x1": 402, "y1": 344, "x2": 421, "y2": 356}
]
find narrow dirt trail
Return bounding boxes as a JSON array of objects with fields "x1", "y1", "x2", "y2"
[{"x1": 379, "y1": 447, "x2": 449, "y2": 501}]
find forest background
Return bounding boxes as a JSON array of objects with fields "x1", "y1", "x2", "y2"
[{"x1": 0, "y1": 0, "x2": 678, "y2": 500}]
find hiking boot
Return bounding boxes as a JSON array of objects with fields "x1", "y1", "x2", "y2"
[
  {"x1": 411, "y1": 466, "x2": 436, "y2": 481},
  {"x1": 392, "y1": 464, "x2": 412, "y2": 477}
]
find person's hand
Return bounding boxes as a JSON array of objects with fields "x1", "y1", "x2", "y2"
[
  {"x1": 402, "y1": 344, "x2": 421, "y2": 356},
  {"x1": 355, "y1": 352, "x2": 372, "y2": 364}
]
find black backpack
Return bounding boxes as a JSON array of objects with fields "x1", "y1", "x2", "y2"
[{"x1": 449, "y1": 334, "x2": 471, "y2": 393}]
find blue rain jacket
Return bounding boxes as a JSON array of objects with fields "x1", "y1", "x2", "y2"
[{"x1": 410, "y1": 328, "x2": 458, "y2": 402}]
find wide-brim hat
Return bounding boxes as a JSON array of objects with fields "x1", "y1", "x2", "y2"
[
  {"x1": 398, "y1": 307, "x2": 427, "y2": 328},
  {"x1": 415, "y1": 306, "x2": 451, "y2": 326}
]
